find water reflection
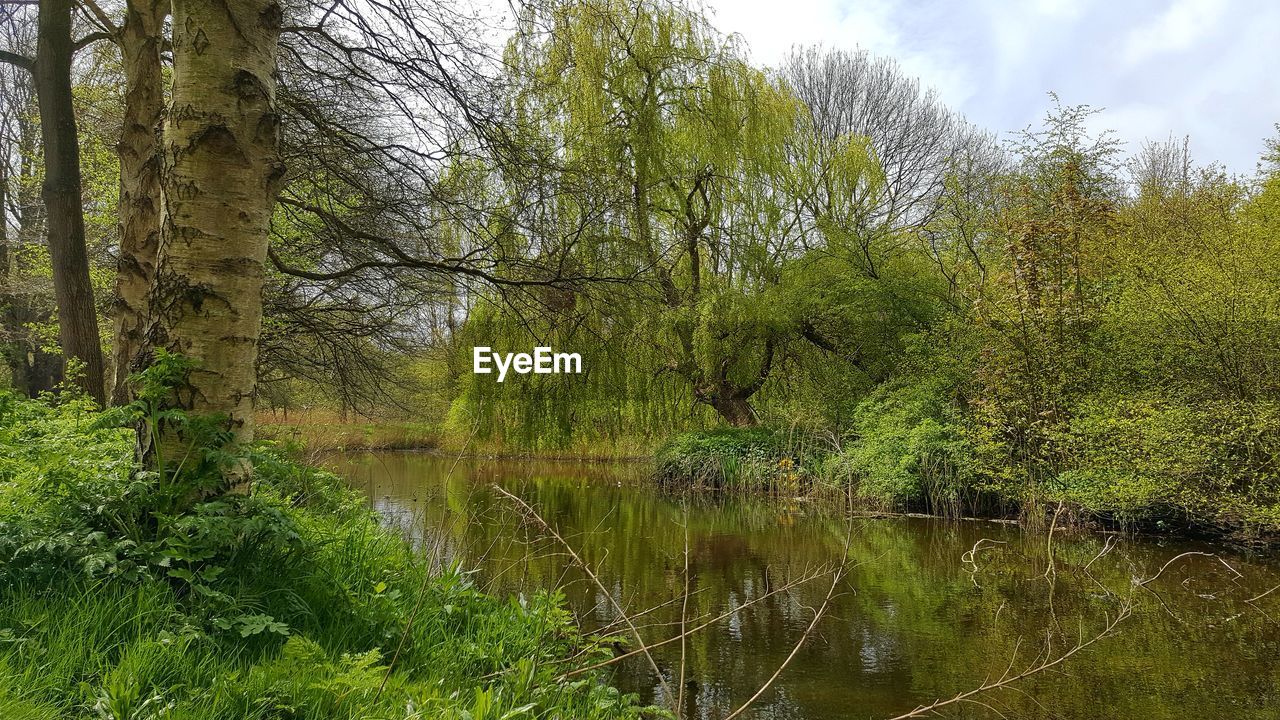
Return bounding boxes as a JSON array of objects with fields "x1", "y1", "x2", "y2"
[{"x1": 335, "y1": 451, "x2": 1280, "y2": 719}]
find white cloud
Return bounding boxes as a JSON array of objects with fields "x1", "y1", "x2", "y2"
[
  {"x1": 696, "y1": 0, "x2": 1278, "y2": 173},
  {"x1": 1121, "y1": 0, "x2": 1228, "y2": 66}
]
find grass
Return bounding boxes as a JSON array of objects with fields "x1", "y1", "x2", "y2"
[
  {"x1": 0, "y1": 393, "x2": 655, "y2": 719},
  {"x1": 258, "y1": 409, "x2": 656, "y2": 461},
  {"x1": 257, "y1": 409, "x2": 441, "y2": 453},
  {"x1": 653, "y1": 427, "x2": 829, "y2": 497}
]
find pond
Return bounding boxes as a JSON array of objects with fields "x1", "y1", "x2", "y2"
[{"x1": 335, "y1": 451, "x2": 1280, "y2": 720}]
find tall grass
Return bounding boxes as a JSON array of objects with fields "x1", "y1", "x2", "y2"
[
  {"x1": 654, "y1": 427, "x2": 830, "y2": 496},
  {"x1": 257, "y1": 409, "x2": 441, "y2": 453}
]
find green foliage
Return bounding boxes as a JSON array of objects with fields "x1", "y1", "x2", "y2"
[
  {"x1": 0, "y1": 392, "x2": 656, "y2": 719},
  {"x1": 827, "y1": 374, "x2": 976, "y2": 513},
  {"x1": 451, "y1": 0, "x2": 923, "y2": 440},
  {"x1": 1055, "y1": 396, "x2": 1280, "y2": 528},
  {"x1": 448, "y1": 87, "x2": 1280, "y2": 536}
]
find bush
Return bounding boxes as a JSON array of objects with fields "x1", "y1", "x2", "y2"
[
  {"x1": 822, "y1": 374, "x2": 977, "y2": 514},
  {"x1": 0, "y1": 391, "x2": 654, "y2": 719},
  {"x1": 1055, "y1": 395, "x2": 1280, "y2": 531}
]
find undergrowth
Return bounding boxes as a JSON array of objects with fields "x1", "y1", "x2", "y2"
[
  {"x1": 0, "y1": 361, "x2": 655, "y2": 719},
  {"x1": 654, "y1": 388, "x2": 1280, "y2": 540},
  {"x1": 654, "y1": 428, "x2": 818, "y2": 494}
]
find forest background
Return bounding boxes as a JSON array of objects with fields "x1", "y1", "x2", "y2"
[{"x1": 3, "y1": 0, "x2": 1279, "y2": 537}]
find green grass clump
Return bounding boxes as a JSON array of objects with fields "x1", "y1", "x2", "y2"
[
  {"x1": 654, "y1": 427, "x2": 787, "y2": 490},
  {"x1": 0, "y1": 391, "x2": 655, "y2": 719}
]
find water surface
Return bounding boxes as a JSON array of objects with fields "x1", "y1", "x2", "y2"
[{"x1": 336, "y1": 451, "x2": 1280, "y2": 720}]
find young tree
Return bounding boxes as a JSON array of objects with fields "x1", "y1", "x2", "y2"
[{"x1": 969, "y1": 102, "x2": 1120, "y2": 486}]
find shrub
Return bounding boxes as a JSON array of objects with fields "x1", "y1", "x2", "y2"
[
  {"x1": 823, "y1": 374, "x2": 977, "y2": 514},
  {"x1": 1055, "y1": 395, "x2": 1280, "y2": 531}
]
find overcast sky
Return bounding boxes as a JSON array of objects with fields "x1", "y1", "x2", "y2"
[{"x1": 697, "y1": 0, "x2": 1279, "y2": 175}]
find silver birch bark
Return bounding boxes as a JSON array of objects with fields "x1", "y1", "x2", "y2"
[{"x1": 146, "y1": 0, "x2": 285, "y2": 445}]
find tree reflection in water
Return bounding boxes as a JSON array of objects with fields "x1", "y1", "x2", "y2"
[{"x1": 336, "y1": 451, "x2": 1280, "y2": 720}]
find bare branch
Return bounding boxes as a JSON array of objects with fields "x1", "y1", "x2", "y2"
[
  {"x1": 493, "y1": 484, "x2": 677, "y2": 711},
  {"x1": 72, "y1": 30, "x2": 111, "y2": 52},
  {"x1": 77, "y1": 0, "x2": 118, "y2": 34},
  {"x1": 0, "y1": 50, "x2": 32, "y2": 71}
]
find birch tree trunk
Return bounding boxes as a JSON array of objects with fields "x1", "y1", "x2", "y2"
[
  {"x1": 110, "y1": 0, "x2": 166, "y2": 404},
  {"x1": 34, "y1": 0, "x2": 106, "y2": 404},
  {"x1": 146, "y1": 0, "x2": 284, "y2": 446}
]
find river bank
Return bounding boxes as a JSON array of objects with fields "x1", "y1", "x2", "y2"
[
  {"x1": 0, "y1": 395, "x2": 652, "y2": 719},
  {"x1": 258, "y1": 411, "x2": 655, "y2": 460},
  {"x1": 267, "y1": 415, "x2": 1280, "y2": 545}
]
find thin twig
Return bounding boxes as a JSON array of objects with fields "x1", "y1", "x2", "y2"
[
  {"x1": 882, "y1": 603, "x2": 1132, "y2": 720},
  {"x1": 884, "y1": 547, "x2": 1241, "y2": 719},
  {"x1": 1043, "y1": 500, "x2": 1064, "y2": 580},
  {"x1": 676, "y1": 505, "x2": 691, "y2": 717},
  {"x1": 374, "y1": 411, "x2": 482, "y2": 701},
  {"x1": 493, "y1": 484, "x2": 676, "y2": 709},
  {"x1": 558, "y1": 566, "x2": 832, "y2": 680},
  {"x1": 721, "y1": 517, "x2": 856, "y2": 720}
]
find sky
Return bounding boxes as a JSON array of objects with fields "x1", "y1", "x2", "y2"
[{"x1": 695, "y1": 0, "x2": 1280, "y2": 175}]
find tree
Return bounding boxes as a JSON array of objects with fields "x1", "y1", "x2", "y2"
[
  {"x1": 101, "y1": 0, "x2": 167, "y2": 404},
  {"x1": 450, "y1": 0, "x2": 930, "y2": 436},
  {"x1": 0, "y1": 0, "x2": 108, "y2": 403},
  {"x1": 968, "y1": 102, "x2": 1120, "y2": 487},
  {"x1": 497, "y1": 0, "x2": 813, "y2": 427},
  {"x1": 142, "y1": 0, "x2": 284, "y2": 446},
  {"x1": 781, "y1": 47, "x2": 990, "y2": 238},
  {"x1": 0, "y1": 21, "x2": 64, "y2": 396}
]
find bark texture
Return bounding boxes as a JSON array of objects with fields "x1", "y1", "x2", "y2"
[
  {"x1": 110, "y1": 0, "x2": 167, "y2": 404},
  {"x1": 34, "y1": 0, "x2": 106, "y2": 403},
  {"x1": 146, "y1": 0, "x2": 284, "y2": 442}
]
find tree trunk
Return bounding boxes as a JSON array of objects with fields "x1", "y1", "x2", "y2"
[
  {"x1": 145, "y1": 0, "x2": 284, "y2": 446},
  {"x1": 110, "y1": 0, "x2": 167, "y2": 404},
  {"x1": 708, "y1": 393, "x2": 758, "y2": 427},
  {"x1": 33, "y1": 0, "x2": 106, "y2": 404}
]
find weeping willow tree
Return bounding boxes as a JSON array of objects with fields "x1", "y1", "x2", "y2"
[{"x1": 449, "y1": 0, "x2": 940, "y2": 446}]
